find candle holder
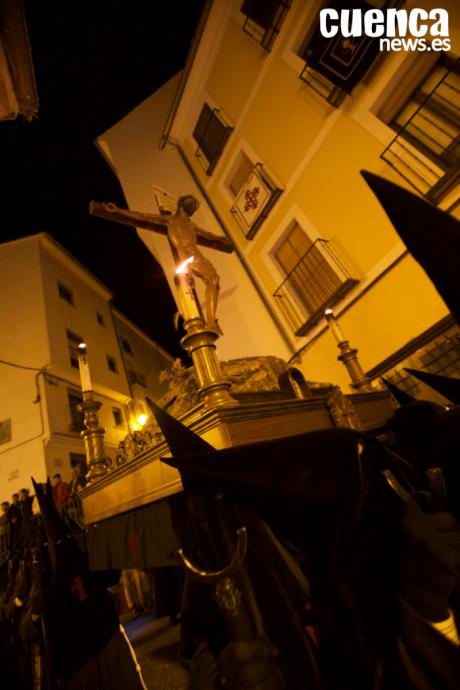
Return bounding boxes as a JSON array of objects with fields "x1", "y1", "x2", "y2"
[
  {"x1": 77, "y1": 393, "x2": 109, "y2": 483},
  {"x1": 336, "y1": 341, "x2": 374, "y2": 392},
  {"x1": 174, "y1": 267, "x2": 236, "y2": 408},
  {"x1": 324, "y1": 310, "x2": 374, "y2": 393}
]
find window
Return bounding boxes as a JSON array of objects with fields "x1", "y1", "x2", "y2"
[
  {"x1": 0, "y1": 418, "x2": 12, "y2": 445},
  {"x1": 112, "y1": 407, "x2": 124, "y2": 427},
  {"x1": 228, "y1": 157, "x2": 282, "y2": 239},
  {"x1": 96, "y1": 311, "x2": 105, "y2": 327},
  {"x1": 120, "y1": 336, "x2": 133, "y2": 355},
  {"x1": 227, "y1": 151, "x2": 254, "y2": 198},
  {"x1": 193, "y1": 103, "x2": 233, "y2": 175},
  {"x1": 240, "y1": 0, "x2": 291, "y2": 52},
  {"x1": 58, "y1": 282, "x2": 74, "y2": 306},
  {"x1": 68, "y1": 390, "x2": 84, "y2": 432},
  {"x1": 67, "y1": 330, "x2": 83, "y2": 369},
  {"x1": 272, "y1": 222, "x2": 359, "y2": 335},
  {"x1": 297, "y1": 0, "x2": 392, "y2": 107},
  {"x1": 127, "y1": 369, "x2": 146, "y2": 387},
  {"x1": 106, "y1": 355, "x2": 118, "y2": 374},
  {"x1": 70, "y1": 453, "x2": 87, "y2": 470},
  {"x1": 380, "y1": 54, "x2": 460, "y2": 201}
]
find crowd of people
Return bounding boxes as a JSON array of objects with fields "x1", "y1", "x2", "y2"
[{"x1": 0, "y1": 465, "x2": 87, "y2": 555}]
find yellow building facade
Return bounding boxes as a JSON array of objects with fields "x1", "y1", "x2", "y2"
[{"x1": 99, "y1": 0, "x2": 460, "y2": 399}]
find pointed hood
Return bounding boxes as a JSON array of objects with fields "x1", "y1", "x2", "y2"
[
  {"x1": 361, "y1": 171, "x2": 460, "y2": 325},
  {"x1": 404, "y1": 368, "x2": 460, "y2": 405},
  {"x1": 147, "y1": 398, "x2": 408, "y2": 529},
  {"x1": 145, "y1": 397, "x2": 215, "y2": 457},
  {"x1": 381, "y1": 377, "x2": 416, "y2": 406},
  {"x1": 32, "y1": 477, "x2": 70, "y2": 543}
]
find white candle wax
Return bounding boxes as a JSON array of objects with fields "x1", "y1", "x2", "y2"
[
  {"x1": 77, "y1": 347, "x2": 93, "y2": 392},
  {"x1": 325, "y1": 311, "x2": 346, "y2": 344}
]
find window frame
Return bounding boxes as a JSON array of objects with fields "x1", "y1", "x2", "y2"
[
  {"x1": 120, "y1": 336, "x2": 133, "y2": 356},
  {"x1": 127, "y1": 369, "x2": 146, "y2": 387},
  {"x1": 112, "y1": 407, "x2": 124, "y2": 427},
  {"x1": 240, "y1": 0, "x2": 292, "y2": 53},
  {"x1": 379, "y1": 53, "x2": 460, "y2": 202},
  {"x1": 193, "y1": 102, "x2": 233, "y2": 175},
  {"x1": 267, "y1": 214, "x2": 360, "y2": 336},
  {"x1": 58, "y1": 282, "x2": 75, "y2": 306},
  {"x1": 66, "y1": 329, "x2": 84, "y2": 369},
  {"x1": 106, "y1": 355, "x2": 118, "y2": 374},
  {"x1": 228, "y1": 158, "x2": 283, "y2": 240},
  {"x1": 67, "y1": 389, "x2": 84, "y2": 433}
]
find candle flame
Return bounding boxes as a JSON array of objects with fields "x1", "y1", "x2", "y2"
[{"x1": 176, "y1": 256, "x2": 194, "y2": 275}]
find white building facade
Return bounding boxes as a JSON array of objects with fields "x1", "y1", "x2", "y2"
[{"x1": 0, "y1": 233, "x2": 172, "y2": 500}]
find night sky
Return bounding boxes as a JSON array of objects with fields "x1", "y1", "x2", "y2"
[{"x1": 0, "y1": 0, "x2": 206, "y2": 357}]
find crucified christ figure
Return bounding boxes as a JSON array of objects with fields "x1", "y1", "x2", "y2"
[{"x1": 89, "y1": 195, "x2": 233, "y2": 335}]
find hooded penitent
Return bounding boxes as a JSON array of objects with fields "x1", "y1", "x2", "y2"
[
  {"x1": 361, "y1": 171, "x2": 460, "y2": 326},
  {"x1": 31, "y1": 478, "x2": 120, "y2": 681},
  {"x1": 404, "y1": 368, "x2": 460, "y2": 407},
  {"x1": 146, "y1": 398, "x2": 415, "y2": 690},
  {"x1": 381, "y1": 377, "x2": 417, "y2": 406}
]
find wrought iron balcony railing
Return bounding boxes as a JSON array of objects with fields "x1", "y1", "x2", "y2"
[
  {"x1": 381, "y1": 57, "x2": 460, "y2": 202},
  {"x1": 241, "y1": 0, "x2": 291, "y2": 52},
  {"x1": 273, "y1": 239, "x2": 359, "y2": 337},
  {"x1": 299, "y1": 65, "x2": 347, "y2": 108}
]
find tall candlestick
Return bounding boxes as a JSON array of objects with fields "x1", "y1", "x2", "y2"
[
  {"x1": 175, "y1": 258, "x2": 236, "y2": 408},
  {"x1": 77, "y1": 343, "x2": 93, "y2": 392},
  {"x1": 175, "y1": 257, "x2": 202, "y2": 322},
  {"x1": 324, "y1": 309, "x2": 346, "y2": 344}
]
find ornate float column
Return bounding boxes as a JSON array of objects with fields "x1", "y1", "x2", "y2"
[
  {"x1": 76, "y1": 343, "x2": 108, "y2": 482},
  {"x1": 175, "y1": 259, "x2": 236, "y2": 408},
  {"x1": 324, "y1": 309, "x2": 374, "y2": 393}
]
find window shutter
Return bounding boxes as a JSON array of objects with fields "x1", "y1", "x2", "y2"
[{"x1": 193, "y1": 103, "x2": 233, "y2": 175}]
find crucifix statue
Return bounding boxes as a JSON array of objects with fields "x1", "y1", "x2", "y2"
[{"x1": 89, "y1": 194, "x2": 233, "y2": 335}]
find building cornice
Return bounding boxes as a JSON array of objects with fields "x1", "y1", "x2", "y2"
[{"x1": 0, "y1": 232, "x2": 113, "y2": 301}]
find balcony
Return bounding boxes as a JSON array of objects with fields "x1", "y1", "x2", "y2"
[
  {"x1": 241, "y1": 0, "x2": 291, "y2": 52},
  {"x1": 273, "y1": 239, "x2": 359, "y2": 337},
  {"x1": 299, "y1": 66, "x2": 346, "y2": 108},
  {"x1": 381, "y1": 57, "x2": 460, "y2": 202}
]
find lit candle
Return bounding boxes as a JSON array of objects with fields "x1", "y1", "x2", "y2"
[
  {"x1": 77, "y1": 343, "x2": 93, "y2": 392},
  {"x1": 324, "y1": 309, "x2": 346, "y2": 344},
  {"x1": 175, "y1": 257, "x2": 202, "y2": 322}
]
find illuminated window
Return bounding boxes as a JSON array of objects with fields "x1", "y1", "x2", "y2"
[
  {"x1": 273, "y1": 222, "x2": 359, "y2": 335},
  {"x1": 380, "y1": 54, "x2": 460, "y2": 201},
  {"x1": 66, "y1": 330, "x2": 83, "y2": 369},
  {"x1": 193, "y1": 103, "x2": 233, "y2": 175},
  {"x1": 58, "y1": 282, "x2": 74, "y2": 306}
]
